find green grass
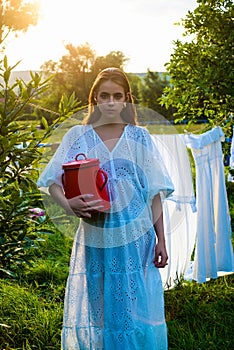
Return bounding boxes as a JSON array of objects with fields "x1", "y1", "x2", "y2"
[
  {"x1": 0, "y1": 231, "x2": 70, "y2": 350},
  {"x1": 145, "y1": 123, "x2": 209, "y2": 135},
  {"x1": 0, "y1": 280, "x2": 63, "y2": 350},
  {"x1": 165, "y1": 275, "x2": 234, "y2": 349}
]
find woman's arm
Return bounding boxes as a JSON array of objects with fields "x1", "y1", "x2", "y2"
[
  {"x1": 151, "y1": 193, "x2": 168, "y2": 268},
  {"x1": 49, "y1": 183, "x2": 103, "y2": 218}
]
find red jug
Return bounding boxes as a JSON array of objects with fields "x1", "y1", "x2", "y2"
[{"x1": 62, "y1": 153, "x2": 110, "y2": 211}]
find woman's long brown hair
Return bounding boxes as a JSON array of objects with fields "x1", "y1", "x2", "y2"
[{"x1": 83, "y1": 67, "x2": 138, "y2": 125}]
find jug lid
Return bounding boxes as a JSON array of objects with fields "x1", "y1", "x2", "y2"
[{"x1": 62, "y1": 153, "x2": 99, "y2": 169}]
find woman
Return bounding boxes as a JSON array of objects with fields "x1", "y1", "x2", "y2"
[{"x1": 38, "y1": 67, "x2": 174, "y2": 349}]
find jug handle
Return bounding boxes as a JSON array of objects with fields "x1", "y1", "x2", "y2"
[
  {"x1": 75, "y1": 153, "x2": 87, "y2": 160},
  {"x1": 97, "y1": 169, "x2": 108, "y2": 191}
]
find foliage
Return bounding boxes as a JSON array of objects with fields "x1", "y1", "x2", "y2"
[
  {"x1": 0, "y1": 0, "x2": 39, "y2": 45},
  {"x1": 90, "y1": 50, "x2": 129, "y2": 76},
  {"x1": 126, "y1": 72, "x2": 142, "y2": 105},
  {"x1": 160, "y1": 0, "x2": 234, "y2": 137},
  {"x1": 139, "y1": 70, "x2": 173, "y2": 120},
  {"x1": 41, "y1": 43, "x2": 95, "y2": 106},
  {"x1": 0, "y1": 56, "x2": 80, "y2": 277}
]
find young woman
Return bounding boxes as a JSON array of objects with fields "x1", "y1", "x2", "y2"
[{"x1": 38, "y1": 67, "x2": 174, "y2": 349}]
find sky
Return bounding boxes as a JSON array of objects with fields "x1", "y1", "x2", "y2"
[{"x1": 4, "y1": 0, "x2": 198, "y2": 73}]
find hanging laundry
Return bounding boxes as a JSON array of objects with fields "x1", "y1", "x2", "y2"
[
  {"x1": 228, "y1": 126, "x2": 234, "y2": 182},
  {"x1": 185, "y1": 127, "x2": 233, "y2": 283},
  {"x1": 151, "y1": 134, "x2": 197, "y2": 288}
]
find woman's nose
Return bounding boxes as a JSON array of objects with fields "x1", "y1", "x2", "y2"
[{"x1": 108, "y1": 96, "x2": 114, "y2": 103}]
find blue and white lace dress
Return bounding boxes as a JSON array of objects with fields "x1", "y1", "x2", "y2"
[{"x1": 38, "y1": 124, "x2": 174, "y2": 350}]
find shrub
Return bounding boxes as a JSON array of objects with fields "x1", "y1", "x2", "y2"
[{"x1": 0, "y1": 56, "x2": 80, "y2": 278}]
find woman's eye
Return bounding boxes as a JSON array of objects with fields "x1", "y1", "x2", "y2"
[
  {"x1": 114, "y1": 93, "x2": 124, "y2": 100},
  {"x1": 98, "y1": 92, "x2": 124, "y2": 100},
  {"x1": 100, "y1": 93, "x2": 109, "y2": 99}
]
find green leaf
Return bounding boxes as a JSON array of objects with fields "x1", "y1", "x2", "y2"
[
  {"x1": 41, "y1": 116, "x2": 49, "y2": 131},
  {"x1": 0, "y1": 268, "x2": 15, "y2": 277},
  {"x1": 3, "y1": 56, "x2": 8, "y2": 69},
  {"x1": 3, "y1": 69, "x2": 11, "y2": 85}
]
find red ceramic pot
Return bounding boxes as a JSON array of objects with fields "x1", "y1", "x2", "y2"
[{"x1": 62, "y1": 153, "x2": 110, "y2": 211}]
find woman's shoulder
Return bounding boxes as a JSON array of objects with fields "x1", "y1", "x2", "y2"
[
  {"x1": 127, "y1": 124, "x2": 151, "y2": 140},
  {"x1": 127, "y1": 124, "x2": 150, "y2": 133}
]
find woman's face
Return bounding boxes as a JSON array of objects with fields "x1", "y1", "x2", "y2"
[{"x1": 95, "y1": 80, "x2": 126, "y2": 121}]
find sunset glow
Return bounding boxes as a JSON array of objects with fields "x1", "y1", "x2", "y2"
[{"x1": 5, "y1": 0, "x2": 197, "y2": 73}]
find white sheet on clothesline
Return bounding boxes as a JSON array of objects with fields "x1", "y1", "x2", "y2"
[{"x1": 151, "y1": 134, "x2": 197, "y2": 288}]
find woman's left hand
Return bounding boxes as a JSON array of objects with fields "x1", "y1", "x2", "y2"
[{"x1": 154, "y1": 241, "x2": 168, "y2": 268}]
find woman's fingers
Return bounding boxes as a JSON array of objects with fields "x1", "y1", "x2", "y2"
[
  {"x1": 67, "y1": 194, "x2": 104, "y2": 218},
  {"x1": 154, "y1": 244, "x2": 168, "y2": 268},
  {"x1": 72, "y1": 195, "x2": 104, "y2": 210},
  {"x1": 154, "y1": 255, "x2": 168, "y2": 268}
]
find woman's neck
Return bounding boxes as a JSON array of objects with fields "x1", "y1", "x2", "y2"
[
  {"x1": 92, "y1": 123, "x2": 127, "y2": 151},
  {"x1": 94, "y1": 122, "x2": 126, "y2": 128}
]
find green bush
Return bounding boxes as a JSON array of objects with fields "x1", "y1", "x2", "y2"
[{"x1": 0, "y1": 56, "x2": 80, "y2": 278}]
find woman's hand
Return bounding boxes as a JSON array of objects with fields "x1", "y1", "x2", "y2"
[
  {"x1": 48, "y1": 184, "x2": 103, "y2": 219},
  {"x1": 67, "y1": 194, "x2": 104, "y2": 218},
  {"x1": 154, "y1": 241, "x2": 168, "y2": 268}
]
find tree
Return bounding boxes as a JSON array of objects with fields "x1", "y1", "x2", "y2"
[
  {"x1": 139, "y1": 70, "x2": 173, "y2": 120},
  {"x1": 161, "y1": 0, "x2": 234, "y2": 134},
  {"x1": 58, "y1": 42, "x2": 96, "y2": 103},
  {"x1": 0, "y1": 0, "x2": 39, "y2": 46},
  {"x1": 41, "y1": 43, "x2": 95, "y2": 116},
  {"x1": 126, "y1": 73, "x2": 142, "y2": 105},
  {"x1": 91, "y1": 50, "x2": 128, "y2": 76}
]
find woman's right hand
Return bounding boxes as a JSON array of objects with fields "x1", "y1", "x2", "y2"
[{"x1": 67, "y1": 194, "x2": 104, "y2": 218}]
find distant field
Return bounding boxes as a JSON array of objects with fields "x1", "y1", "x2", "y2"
[
  {"x1": 19, "y1": 120, "x2": 208, "y2": 145},
  {"x1": 144, "y1": 123, "x2": 208, "y2": 135}
]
